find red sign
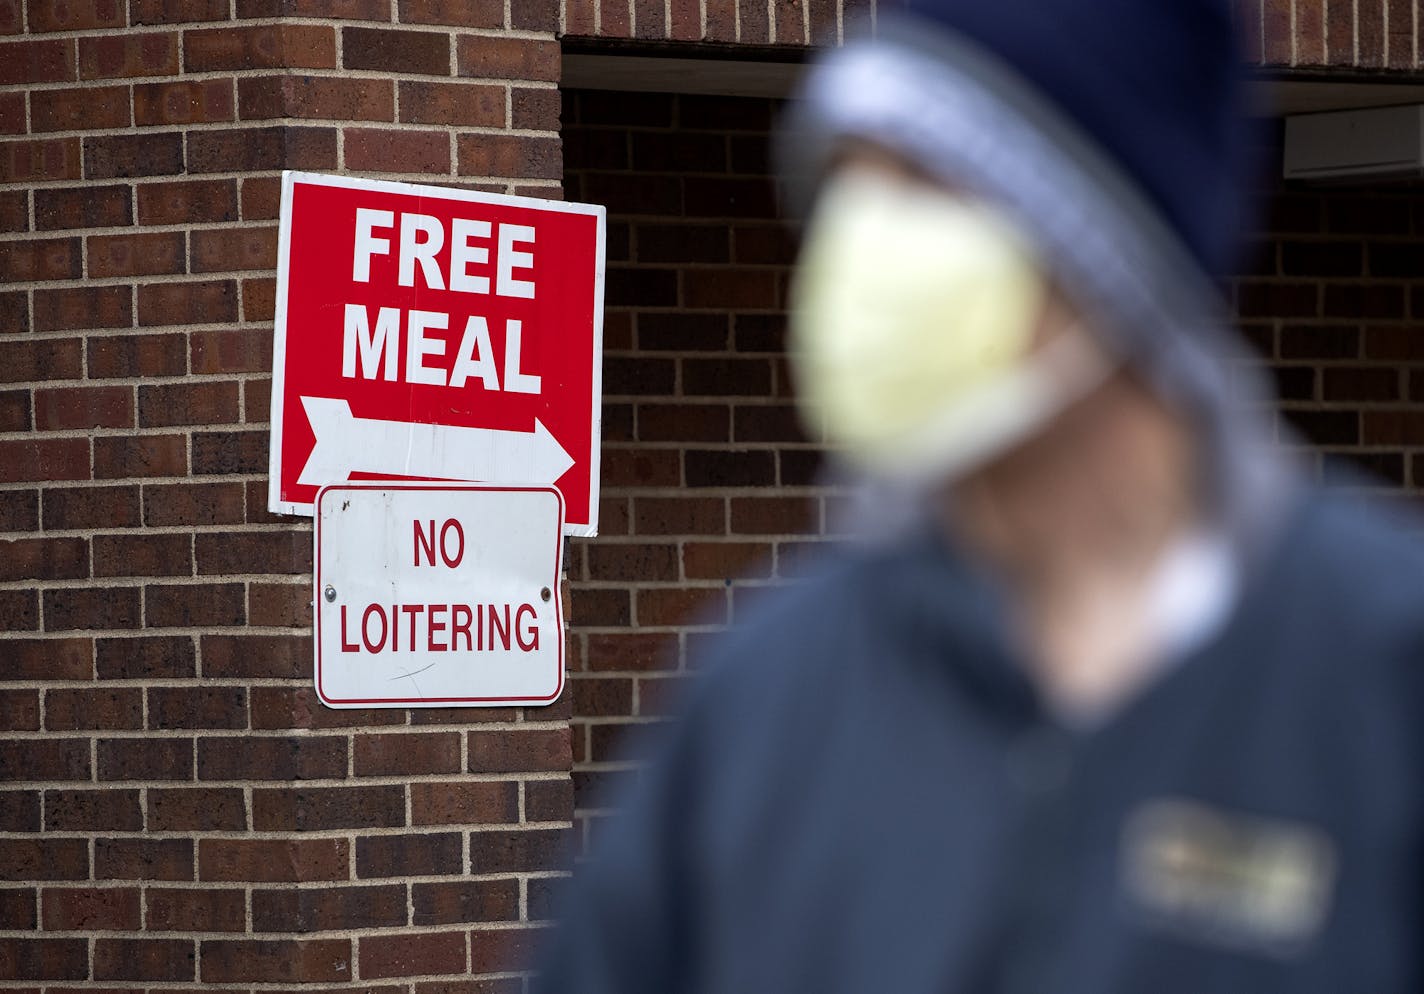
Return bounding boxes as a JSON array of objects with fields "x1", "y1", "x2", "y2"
[{"x1": 267, "y1": 171, "x2": 606, "y2": 536}]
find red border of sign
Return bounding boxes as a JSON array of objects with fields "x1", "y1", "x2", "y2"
[{"x1": 313, "y1": 482, "x2": 566, "y2": 708}]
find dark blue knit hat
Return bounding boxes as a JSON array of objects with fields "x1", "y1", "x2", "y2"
[
  {"x1": 780, "y1": 0, "x2": 1291, "y2": 563},
  {"x1": 895, "y1": 0, "x2": 1251, "y2": 278}
]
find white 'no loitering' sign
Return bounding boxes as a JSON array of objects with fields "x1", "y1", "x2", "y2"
[{"x1": 314, "y1": 483, "x2": 565, "y2": 708}]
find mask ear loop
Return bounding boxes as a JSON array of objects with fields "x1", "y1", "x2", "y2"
[{"x1": 846, "y1": 322, "x2": 1118, "y2": 489}]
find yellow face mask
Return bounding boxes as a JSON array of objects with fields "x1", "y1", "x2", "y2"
[{"x1": 789, "y1": 170, "x2": 1110, "y2": 483}]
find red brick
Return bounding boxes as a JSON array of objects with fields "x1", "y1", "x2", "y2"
[
  {"x1": 46, "y1": 688, "x2": 142, "y2": 731},
  {"x1": 409, "y1": 780, "x2": 518, "y2": 825},
  {"x1": 458, "y1": 133, "x2": 560, "y2": 179},
  {"x1": 146, "y1": 887, "x2": 245, "y2": 932},
  {"x1": 41, "y1": 887, "x2": 140, "y2": 931},
  {"x1": 1359, "y1": 0, "x2": 1384, "y2": 66},
  {"x1": 175, "y1": 558, "x2": 264, "y2": 630},
  {"x1": 143, "y1": 481, "x2": 245, "y2": 524},
  {"x1": 243, "y1": 274, "x2": 277, "y2": 318},
  {"x1": 0, "y1": 238, "x2": 81, "y2": 282},
  {"x1": 0, "y1": 739, "x2": 90, "y2": 781},
  {"x1": 190, "y1": 225, "x2": 278, "y2": 273},
  {"x1": 525, "y1": 776, "x2": 573, "y2": 822},
  {"x1": 138, "y1": 178, "x2": 237, "y2": 224},
  {"x1": 599, "y1": 0, "x2": 630, "y2": 35},
  {"x1": 0, "y1": 794, "x2": 37, "y2": 833},
  {"x1": 634, "y1": 0, "x2": 662, "y2": 37},
  {"x1": 85, "y1": 131, "x2": 185, "y2": 179},
  {"x1": 35, "y1": 385, "x2": 133, "y2": 430},
  {"x1": 512, "y1": 0, "x2": 556, "y2": 29},
  {"x1": 0, "y1": 38, "x2": 76, "y2": 85},
  {"x1": 88, "y1": 332, "x2": 187, "y2": 379},
  {"x1": 634, "y1": 496, "x2": 724, "y2": 535},
  {"x1": 356, "y1": 832, "x2": 461, "y2": 877},
  {"x1": 354, "y1": 732, "x2": 461, "y2": 776},
  {"x1": 98, "y1": 736, "x2": 192, "y2": 780},
  {"x1": 247, "y1": 580, "x2": 310, "y2": 626},
  {"x1": 468, "y1": 728, "x2": 569, "y2": 774},
  {"x1": 563, "y1": 0, "x2": 595, "y2": 35},
  {"x1": 146, "y1": 684, "x2": 247, "y2": 728},
  {"x1": 0, "y1": 536, "x2": 88, "y2": 581},
  {"x1": 96, "y1": 634, "x2": 196, "y2": 679},
  {"x1": 250, "y1": 685, "x2": 404, "y2": 730},
  {"x1": 344, "y1": 126, "x2": 450, "y2": 173},
  {"x1": 45, "y1": 788, "x2": 143, "y2": 831},
  {"x1": 0, "y1": 838, "x2": 89, "y2": 882},
  {"x1": 359, "y1": 930, "x2": 466, "y2": 979},
  {"x1": 637, "y1": 585, "x2": 727, "y2": 626},
  {"x1": 0, "y1": 488, "x2": 37, "y2": 531},
  {"x1": 185, "y1": 23, "x2": 335, "y2": 70},
  {"x1": 131, "y1": 0, "x2": 230, "y2": 22},
  {"x1": 398, "y1": 79, "x2": 503, "y2": 127},
  {"x1": 138, "y1": 380, "x2": 240, "y2": 426},
  {"x1": 3, "y1": 637, "x2": 91, "y2": 680},
  {"x1": 79, "y1": 32, "x2": 180, "y2": 79},
  {"x1": 187, "y1": 124, "x2": 337, "y2": 172},
  {"x1": 138, "y1": 280, "x2": 238, "y2": 326},
  {"x1": 0, "y1": 690, "x2": 40, "y2": 732},
  {"x1": 0, "y1": 589, "x2": 40, "y2": 630},
  {"x1": 240, "y1": 174, "x2": 281, "y2": 218},
  {"x1": 93, "y1": 937, "x2": 196, "y2": 982},
  {"x1": 94, "y1": 837, "x2": 192, "y2": 881},
  {"x1": 0, "y1": 937, "x2": 88, "y2": 980},
  {"x1": 238, "y1": 0, "x2": 390, "y2": 15},
  {"x1": 199, "y1": 838, "x2": 348, "y2": 882},
  {"x1": 585, "y1": 631, "x2": 677, "y2": 671},
  {"x1": 343, "y1": 25, "x2": 449, "y2": 74},
  {"x1": 189, "y1": 327, "x2": 271, "y2": 373},
  {"x1": 239, "y1": 73, "x2": 392, "y2": 121},
  {"x1": 413, "y1": 878, "x2": 518, "y2": 926},
  {"x1": 198, "y1": 733, "x2": 344, "y2": 780},
  {"x1": 93, "y1": 433, "x2": 187, "y2": 478},
  {"x1": 456, "y1": 35, "x2": 558, "y2": 80},
  {"x1": 0, "y1": 886, "x2": 37, "y2": 927},
  {"x1": 92, "y1": 532, "x2": 192, "y2": 578},
  {"x1": 2, "y1": 338, "x2": 83, "y2": 383},
  {"x1": 43, "y1": 484, "x2": 135, "y2": 531},
  {"x1": 133, "y1": 78, "x2": 234, "y2": 126},
  {"x1": 468, "y1": 827, "x2": 567, "y2": 873},
  {"x1": 44, "y1": 585, "x2": 140, "y2": 630},
  {"x1": 33, "y1": 285, "x2": 131, "y2": 331},
  {"x1": 252, "y1": 883, "x2": 405, "y2": 932},
  {"x1": 0, "y1": 136, "x2": 81, "y2": 182},
  {"x1": 0, "y1": 0, "x2": 15, "y2": 31},
  {"x1": 0, "y1": 388, "x2": 28, "y2": 430},
  {"x1": 469, "y1": 925, "x2": 542, "y2": 975},
  {"x1": 147, "y1": 787, "x2": 246, "y2": 830},
  {"x1": 587, "y1": 543, "x2": 679, "y2": 582},
  {"x1": 31, "y1": 0, "x2": 124, "y2": 30},
  {"x1": 84, "y1": 226, "x2": 186, "y2": 279},
  {"x1": 0, "y1": 188, "x2": 24, "y2": 231},
  {"x1": 251, "y1": 784, "x2": 404, "y2": 831},
  {"x1": 200, "y1": 938, "x2": 352, "y2": 984},
  {"x1": 201, "y1": 633, "x2": 310, "y2": 680},
  {"x1": 398, "y1": 0, "x2": 502, "y2": 26},
  {"x1": 31, "y1": 84, "x2": 131, "y2": 132},
  {"x1": 35, "y1": 184, "x2": 131, "y2": 230}
]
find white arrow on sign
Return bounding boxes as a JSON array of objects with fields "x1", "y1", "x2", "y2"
[{"x1": 297, "y1": 396, "x2": 575, "y2": 488}]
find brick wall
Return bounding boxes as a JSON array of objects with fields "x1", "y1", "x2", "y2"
[
  {"x1": 561, "y1": 88, "x2": 1424, "y2": 846},
  {"x1": 1239, "y1": 168, "x2": 1424, "y2": 495},
  {"x1": 1, "y1": 0, "x2": 571, "y2": 987},
  {"x1": 561, "y1": 88, "x2": 838, "y2": 848},
  {"x1": 560, "y1": 0, "x2": 868, "y2": 45},
  {"x1": 557, "y1": 0, "x2": 1409, "y2": 69}
]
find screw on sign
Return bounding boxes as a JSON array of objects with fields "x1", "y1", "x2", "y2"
[{"x1": 269, "y1": 172, "x2": 606, "y2": 536}]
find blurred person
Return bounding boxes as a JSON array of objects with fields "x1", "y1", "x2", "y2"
[{"x1": 533, "y1": 0, "x2": 1424, "y2": 991}]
